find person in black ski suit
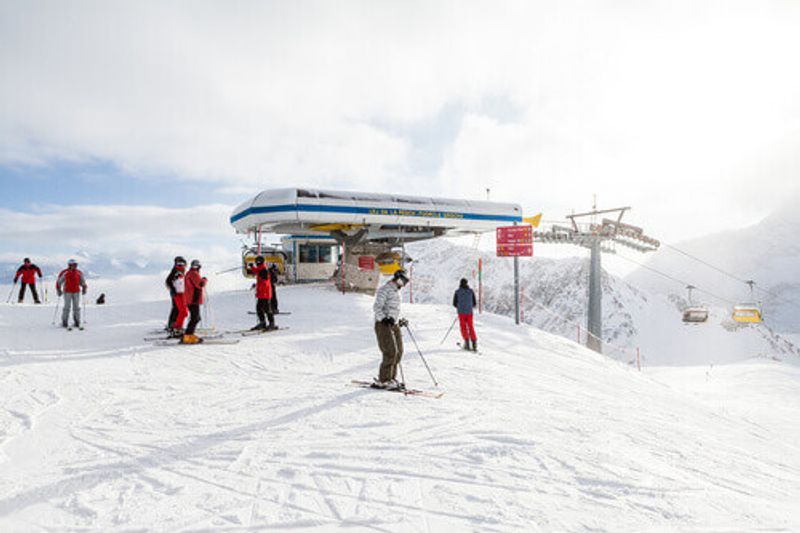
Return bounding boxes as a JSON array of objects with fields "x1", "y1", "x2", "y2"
[
  {"x1": 268, "y1": 264, "x2": 280, "y2": 314},
  {"x1": 165, "y1": 256, "x2": 186, "y2": 332}
]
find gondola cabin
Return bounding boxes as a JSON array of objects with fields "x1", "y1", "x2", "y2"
[
  {"x1": 682, "y1": 307, "x2": 709, "y2": 323},
  {"x1": 732, "y1": 304, "x2": 762, "y2": 323}
]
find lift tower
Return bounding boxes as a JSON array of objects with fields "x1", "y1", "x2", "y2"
[{"x1": 534, "y1": 204, "x2": 660, "y2": 353}]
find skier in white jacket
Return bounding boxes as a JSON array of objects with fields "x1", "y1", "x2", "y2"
[{"x1": 372, "y1": 269, "x2": 409, "y2": 390}]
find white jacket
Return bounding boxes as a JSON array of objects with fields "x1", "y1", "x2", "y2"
[{"x1": 373, "y1": 281, "x2": 401, "y2": 323}]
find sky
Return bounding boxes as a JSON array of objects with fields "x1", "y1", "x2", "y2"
[{"x1": 1, "y1": 0, "x2": 799, "y2": 273}]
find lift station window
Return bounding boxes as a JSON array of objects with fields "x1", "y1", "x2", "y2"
[{"x1": 299, "y1": 244, "x2": 335, "y2": 264}]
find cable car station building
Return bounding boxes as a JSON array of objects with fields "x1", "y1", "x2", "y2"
[{"x1": 230, "y1": 188, "x2": 523, "y2": 293}]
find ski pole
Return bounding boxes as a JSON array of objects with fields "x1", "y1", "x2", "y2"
[
  {"x1": 5, "y1": 283, "x2": 14, "y2": 303},
  {"x1": 82, "y1": 293, "x2": 87, "y2": 325},
  {"x1": 398, "y1": 362, "x2": 407, "y2": 390},
  {"x1": 440, "y1": 316, "x2": 457, "y2": 345},
  {"x1": 51, "y1": 296, "x2": 61, "y2": 326},
  {"x1": 403, "y1": 323, "x2": 438, "y2": 387}
]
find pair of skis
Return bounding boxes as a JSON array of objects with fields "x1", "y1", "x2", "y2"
[
  {"x1": 145, "y1": 326, "x2": 288, "y2": 345},
  {"x1": 349, "y1": 380, "x2": 444, "y2": 399}
]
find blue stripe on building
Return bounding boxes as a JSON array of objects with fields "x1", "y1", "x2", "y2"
[{"x1": 230, "y1": 203, "x2": 522, "y2": 225}]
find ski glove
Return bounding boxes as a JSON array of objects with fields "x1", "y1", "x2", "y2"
[
  {"x1": 398, "y1": 318, "x2": 408, "y2": 328},
  {"x1": 57, "y1": 289, "x2": 63, "y2": 297},
  {"x1": 82, "y1": 288, "x2": 87, "y2": 295},
  {"x1": 381, "y1": 317, "x2": 395, "y2": 326}
]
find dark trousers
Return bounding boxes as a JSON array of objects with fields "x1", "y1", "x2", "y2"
[
  {"x1": 375, "y1": 322, "x2": 403, "y2": 382},
  {"x1": 257, "y1": 298, "x2": 274, "y2": 327},
  {"x1": 271, "y1": 289, "x2": 278, "y2": 313},
  {"x1": 186, "y1": 304, "x2": 201, "y2": 335},
  {"x1": 18, "y1": 282, "x2": 40, "y2": 303},
  {"x1": 167, "y1": 298, "x2": 178, "y2": 328}
]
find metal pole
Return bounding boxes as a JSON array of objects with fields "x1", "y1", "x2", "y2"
[
  {"x1": 52, "y1": 297, "x2": 61, "y2": 325},
  {"x1": 404, "y1": 324, "x2": 438, "y2": 387},
  {"x1": 514, "y1": 255, "x2": 520, "y2": 325},
  {"x1": 513, "y1": 222, "x2": 520, "y2": 325},
  {"x1": 440, "y1": 316, "x2": 458, "y2": 345},
  {"x1": 587, "y1": 237, "x2": 603, "y2": 353},
  {"x1": 478, "y1": 258, "x2": 483, "y2": 314},
  {"x1": 341, "y1": 242, "x2": 346, "y2": 294}
]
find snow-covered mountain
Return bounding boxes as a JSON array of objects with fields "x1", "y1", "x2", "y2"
[
  {"x1": 408, "y1": 239, "x2": 800, "y2": 366},
  {"x1": 627, "y1": 199, "x2": 800, "y2": 334}
]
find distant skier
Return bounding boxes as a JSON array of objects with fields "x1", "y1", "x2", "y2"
[
  {"x1": 164, "y1": 256, "x2": 185, "y2": 331},
  {"x1": 13, "y1": 258, "x2": 43, "y2": 304},
  {"x1": 453, "y1": 278, "x2": 478, "y2": 351},
  {"x1": 248, "y1": 256, "x2": 275, "y2": 331},
  {"x1": 181, "y1": 259, "x2": 207, "y2": 344},
  {"x1": 56, "y1": 259, "x2": 87, "y2": 329},
  {"x1": 269, "y1": 264, "x2": 280, "y2": 313},
  {"x1": 372, "y1": 269, "x2": 409, "y2": 390},
  {"x1": 165, "y1": 257, "x2": 188, "y2": 337},
  {"x1": 96, "y1": 293, "x2": 106, "y2": 305}
]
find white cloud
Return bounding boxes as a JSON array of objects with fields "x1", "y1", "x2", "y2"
[
  {"x1": 1, "y1": 1, "x2": 799, "y2": 240},
  {"x1": 0, "y1": 204, "x2": 241, "y2": 272}
]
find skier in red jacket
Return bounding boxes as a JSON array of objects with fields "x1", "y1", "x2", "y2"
[
  {"x1": 248, "y1": 256, "x2": 275, "y2": 331},
  {"x1": 181, "y1": 260, "x2": 207, "y2": 344},
  {"x1": 14, "y1": 258, "x2": 43, "y2": 304},
  {"x1": 56, "y1": 259, "x2": 87, "y2": 329}
]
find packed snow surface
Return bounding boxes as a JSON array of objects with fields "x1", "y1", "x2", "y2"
[{"x1": 1, "y1": 285, "x2": 799, "y2": 531}]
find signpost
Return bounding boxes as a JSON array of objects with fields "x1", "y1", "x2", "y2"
[{"x1": 497, "y1": 225, "x2": 533, "y2": 324}]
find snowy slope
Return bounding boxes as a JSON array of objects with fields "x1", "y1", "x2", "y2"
[
  {"x1": 408, "y1": 239, "x2": 800, "y2": 366},
  {"x1": 1, "y1": 286, "x2": 799, "y2": 530}
]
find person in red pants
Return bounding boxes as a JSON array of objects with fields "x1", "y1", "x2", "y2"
[
  {"x1": 453, "y1": 278, "x2": 478, "y2": 352},
  {"x1": 165, "y1": 257, "x2": 188, "y2": 337}
]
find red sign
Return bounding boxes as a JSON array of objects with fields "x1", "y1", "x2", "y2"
[
  {"x1": 496, "y1": 226, "x2": 533, "y2": 257},
  {"x1": 358, "y1": 256, "x2": 375, "y2": 271}
]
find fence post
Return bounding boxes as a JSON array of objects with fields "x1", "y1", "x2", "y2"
[{"x1": 478, "y1": 258, "x2": 483, "y2": 314}]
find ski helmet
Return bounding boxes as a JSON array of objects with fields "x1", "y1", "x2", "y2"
[
  {"x1": 255, "y1": 256, "x2": 265, "y2": 265},
  {"x1": 174, "y1": 256, "x2": 186, "y2": 265},
  {"x1": 393, "y1": 269, "x2": 409, "y2": 285},
  {"x1": 190, "y1": 259, "x2": 201, "y2": 269},
  {"x1": 67, "y1": 258, "x2": 77, "y2": 266}
]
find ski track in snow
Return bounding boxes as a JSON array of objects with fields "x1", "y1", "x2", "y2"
[{"x1": 0, "y1": 286, "x2": 799, "y2": 531}]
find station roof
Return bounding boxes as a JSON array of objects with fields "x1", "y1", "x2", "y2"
[{"x1": 230, "y1": 188, "x2": 522, "y2": 243}]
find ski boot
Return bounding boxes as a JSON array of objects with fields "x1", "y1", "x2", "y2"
[
  {"x1": 472, "y1": 339, "x2": 478, "y2": 352},
  {"x1": 462, "y1": 339, "x2": 471, "y2": 351},
  {"x1": 168, "y1": 328, "x2": 184, "y2": 339},
  {"x1": 180, "y1": 334, "x2": 203, "y2": 344},
  {"x1": 250, "y1": 323, "x2": 267, "y2": 331},
  {"x1": 370, "y1": 377, "x2": 388, "y2": 389},
  {"x1": 385, "y1": 379, "x2": 402, "y2": 391}
]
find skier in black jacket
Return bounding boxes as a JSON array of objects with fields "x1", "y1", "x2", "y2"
[
  {"x1": 269, "y1": 264, "x2": 280, "y2": 314},
  {"x1": 164, "y1": 256, "x2": 186, "y2": 331}
]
